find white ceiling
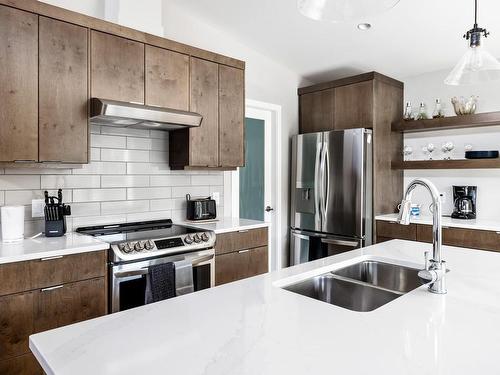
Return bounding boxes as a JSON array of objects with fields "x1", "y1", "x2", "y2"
[{"x1": 170, "y1": 0, "x2": 500, "y2": 83}]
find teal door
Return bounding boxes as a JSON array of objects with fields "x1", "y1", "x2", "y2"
[{"x1": 239, "y1": 118, "x2": 265, "y2": 221}]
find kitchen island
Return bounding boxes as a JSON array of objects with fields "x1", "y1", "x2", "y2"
[{"x1": 30, "y1": 240, "x2": 500, "y2": 374}]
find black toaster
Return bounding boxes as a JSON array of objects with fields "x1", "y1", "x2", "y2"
[{"x1": 186, "y1": 194, "x2": 216, "y2": 221}]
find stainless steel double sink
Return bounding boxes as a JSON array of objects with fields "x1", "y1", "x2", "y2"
[{"x1": 283, "y1": 260, "x2": 422, "y2": 312}]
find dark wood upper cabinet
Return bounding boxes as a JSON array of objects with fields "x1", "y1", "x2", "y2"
[
  {"x1": 219, "y1": 65, "x2": 245, "y2": 167},
  {"x1": 145, "y1": 45, "x2": 189, "y2": 110},
  {"x1": 334, "y1": 80, "x2": 374, "y2": 129},
  {"x1": 299, "y1": 89, "x2": 335, "y2": 133},
  {"x1": 91, "y1": 30, "x2": 145, "y2": 104},
  {"x1": 0, "y1": 5, "x2": 38, "y2": 162},
  {"x1": 188, "y1": 57, "x2": 219, "y2": 167},
  {"x1": 39, "y1": 17, "x2": 89, "y2": 163}
]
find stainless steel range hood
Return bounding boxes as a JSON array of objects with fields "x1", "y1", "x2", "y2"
[{"x1": 89, "y1": 98, "x2": 202, "y2": 130}]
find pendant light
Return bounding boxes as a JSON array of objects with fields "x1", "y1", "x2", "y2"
[
  {"x1": 297, "y1": 0, "x2": 400, "y2": 22},
  {"x1": 445, "y1": 0, "x2": 500, "y2": 85}
]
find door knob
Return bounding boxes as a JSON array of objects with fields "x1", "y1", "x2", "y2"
[{"x1": 265, "y1": 206, "x2": 274, "y2": 212}]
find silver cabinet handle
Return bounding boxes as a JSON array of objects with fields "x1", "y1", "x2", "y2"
[
  {"x1": 40, "y1": 255, "x2": 64, "y2": 261},
  {"x1": 14, "y1": 159, "x2": 36, "y2": 163},
  {"x1": 321, "y1": 238, "x2": 359, "y2": 247},
  {"x1": 238, "y1": 229, "x2": 249, "y2": 233},
  {"x1": 238, "y1": 249, "x2": 250, "y2": 254},
  {"x1": 41, "y1": 285, "x2": 63, "y2": 292}
]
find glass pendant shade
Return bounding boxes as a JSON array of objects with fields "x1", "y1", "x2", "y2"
[
  {"x1": 444, "y1": 45, "x2": 500, "y2": 85},
  {"x1": 297, "y1": 0, "x2": 400, "y2": 22}
]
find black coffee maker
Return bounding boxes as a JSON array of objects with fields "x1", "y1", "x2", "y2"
[{"x1": 451, "y1": 186, "x2": 477, "y2": 219}]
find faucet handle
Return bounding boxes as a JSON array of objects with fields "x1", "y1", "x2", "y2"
[{"x1": 424, "y1": 251, "x2": 430, "y2": 270}]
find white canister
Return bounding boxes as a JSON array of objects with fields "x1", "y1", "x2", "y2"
[{"x1": 1, "y1": 206, "x2": 25, "y2": 242}]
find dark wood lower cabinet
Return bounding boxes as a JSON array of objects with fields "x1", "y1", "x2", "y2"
[
  {"x1": 34, "y1": 277, "x2": 106, "y2": 333},
  {"x1": 376, "y1": 221, "x2": 417, "y2": 241},
  {"x1": 215, "y1": 246, "x2": 268, "y2": 286},
  {"x1": 0, "y1": 353, "x2": 43, "y2": 375}
]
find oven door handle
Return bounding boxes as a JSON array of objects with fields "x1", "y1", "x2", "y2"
[{"x1": 114, "y1": 253, "x2": 214, "y2": 278}]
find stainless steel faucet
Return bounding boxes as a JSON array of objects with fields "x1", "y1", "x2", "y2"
[{"x1": 397, "y1": 178, "x2": 448, "y2": 294}]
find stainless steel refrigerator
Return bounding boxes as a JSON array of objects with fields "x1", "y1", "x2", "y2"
[{"x1": 290, "y1": 128, "x2": 373, "y2": 266}]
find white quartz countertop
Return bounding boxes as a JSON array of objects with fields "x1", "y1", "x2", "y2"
[
  {"x1": 376, "y1": 213, "x2": 500, "y2": 232},
  {"x1": 30, "y1": 239, "x2": 500, "y2": 374},
  {"x1": 0, "y1": 233, "x2": 109, "y2": 264},
  {"x1": 178, "y1": 217, "x2": 269, "y2": 234}
]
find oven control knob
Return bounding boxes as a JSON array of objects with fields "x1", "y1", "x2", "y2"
[
  {"x1": 144, "y1": 240, "x2": 155, "y2": 250},
  {"x1": 122, "y1": 243, "x2": 132, "y2": 253},
  {"x1": 184, "y1": 235, "x2": 193, "y2": 244},
  {"x1": 193, "y1": 234, "x2": 201, "y2": 243},
  {"x1": 201, "y1": 233, "x2": 209, "y2": 242},
  {"x1": 135, "y1": 241, "x2": 144, "y2": 251}
]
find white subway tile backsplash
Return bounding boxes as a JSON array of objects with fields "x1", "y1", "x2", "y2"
[
  {"x1": 0, "y1": 175, "x2": 40, "y2": 190},
  {"x1": 151, "y1": 175, "x2": 190, "y2": 187},
  {"x1": 171, "y1": 186, "x2": 210, "y2": 198},
  {"x1": 41, "y1": 175, "x2": 100, "y2": 189},
  {"x1": 73, "y1": 189, "x2": 126, "y2": 202},
  {"x1": 101, "y1": 200, "x2": 149, "y2": 215},
  {"x1": 127, "y1": 137, "x2": 152, "y2": 150},
  {"x1": 101, "y1": 175, "x2": 149, "y2": 188},
  {"x1": 70, "y1": 202, "x2": 101, "y2": 217},
  {"x1": 149, "y1": 151, "x2": 169, "y2": 163},
  {"x1": 0, "y1": 125, "x2": 225, "y2": 231},
  {"x1": 91, "y1": 148, "x2": 101, "y2": 161},
  {"x1": 91, "y1": 134, "x2": 126, "y2": 149},
  {"x1": 127, "y1": 187, "x2": 171, "y2": 200},
  {"x1": 100, "y1": 126, "x2": 150, "y2": 138},
  {"x1": 150, "y1": 199, "x2": 172, "y2": 211},
  {"x1": 191, "y1": 175, "x2": 224, "y2": 186},
  {"x1": 72, "y1": 162, "x2": 126, "y2": 175},
  {"x1": 126, "y1": 163, "x2": 170, "y2": 175},
  {"x1": 101, "y1": 149, "x2": 150, "y2": 162}
]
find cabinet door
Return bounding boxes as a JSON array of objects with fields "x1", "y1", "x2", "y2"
[
  {"x1": 189, "y1": 57, "x2": 219, "y2": 167},
  {"x1": 299, "y1": 89, "x2": 335, "y2": 133},
  {"x1": 0, "y1": 353, "x2": 43, "y2": 375},
  {"x1": 219, "y1": 65, "x2": 244, "y2": 167},
  {"x1": 0, "y1": 292, "x2": 34, "y2": 361},
  {"x1": 91, "y1": 31, "x2": 144, "y2": 103},
  {"x1": 34, "y1": 277, "x2": 106, "y2": 333},
  {"x1": 334, "y1": 81, "x2": 373, "y2": 129},
  {"x1": 376, "y1": 221, "x2": 417, "y2": 241},
  {"x1": 39, "y1": 17, "x2": 89, "y2": 163},
  {"x1": 0, "y1": 6, "x2": 38, "y2": 162},
  {"x1": 215, "y1": 246, "x2": 268, "y2": 286},
  {"x1": 145, "y1": 45, "x2": 189, "y2": 110}
]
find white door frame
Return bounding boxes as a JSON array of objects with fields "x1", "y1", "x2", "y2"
[{"x1": 224, "y1": 99, "x2": 283, "y2": 271}]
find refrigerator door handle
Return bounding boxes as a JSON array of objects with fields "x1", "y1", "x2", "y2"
[
  {"x1": 291, "y1": 231, "x2": 310, "y2": 241},
  {"x1": 320, "y1": 238, "x2": 360, "y2": 247},
  {"x1": 314, "y1": 140, "x2": 322, "y2": 228},
  {"x1": 319, "y1": 140, "x2": 327, "y2": 225},
  {"x1": 323, "y1": 143, "x2": 330, "y2": 221}
]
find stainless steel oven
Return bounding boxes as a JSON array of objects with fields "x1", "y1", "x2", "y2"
[{"x1": 110, "y1": 248, "x2": 214, "y2": 313}]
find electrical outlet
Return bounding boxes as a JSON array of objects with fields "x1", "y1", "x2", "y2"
[
  {"x1": 32, "y1": 199, "x2": 45, "y2": 218},
  {"x1": 212, "y1": 192, "x2": 220, "y2": 205}
]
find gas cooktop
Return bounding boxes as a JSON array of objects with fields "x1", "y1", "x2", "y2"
[{"x1": 77, "y1": 219, "x2": 215, "y2": 263}]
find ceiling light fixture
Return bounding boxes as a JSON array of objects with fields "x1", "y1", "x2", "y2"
[
  {"x1": 445, "y1": 0, "x2": 500, "y2": 85},
  {"x1": 297, "y1": 0, "x2": 400, "y2": 22},
  {"x1": 357, "y1": 23, "x2": 371, "y2": 30}
]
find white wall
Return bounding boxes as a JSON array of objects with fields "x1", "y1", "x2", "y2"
[{"x1": 403, "y1": 68, "x2": 500, "y2": 220}]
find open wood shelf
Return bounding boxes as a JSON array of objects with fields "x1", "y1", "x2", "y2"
[
  {"x1": 392, "y1": 111, "x2": 500, "y2": 133},
  {"x1": 392, "y1": 159, "x2": 500, "y2": 170}
]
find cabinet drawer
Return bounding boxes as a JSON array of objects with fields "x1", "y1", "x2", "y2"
[
  {"x1": 34, "y1": 277, "x2": 106, "y2": 333},
  {"x1": 0, "y1": 353, "x2": 43, "y2": 375},
  {"x1": 215, "y1": 227, "x2": 268, "y2": 255},
  {"x1": 0, "y1": 261, "x2": 32, "y2": 297},
  {"x1": 376, "y1": 221, "x2": 417, "y2": 241},
  {"x1": 0, "y1": 291, "x2": 34, "y2": 360},
  {"x1": 215, "y1": 246, "x2": 268, "y2": 286},
  {"x1": 29, "y1": 250, "x2": 106, "y2": 290},
  {"x1": 418, "y1": 224, "x2": 500, "y2": 252}
]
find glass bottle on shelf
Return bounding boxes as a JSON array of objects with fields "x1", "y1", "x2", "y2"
[
  {"x1": 432, "y1": 99, "x2": 445, "y2": 118},
  {"x1": 403, "y1": 102, "x2": 414, "y2": 121},
  {"x1": 416, "y1": 102, "x2": 429, "y2": 120}
]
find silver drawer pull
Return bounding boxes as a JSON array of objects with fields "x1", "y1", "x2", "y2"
[
  {"x1": 40, "y1": 255, "x2": 64, "y2": 261},
  {"x1": 41, "y1": 285, "x2": 63, "y2": 292},
  {"x1": 14, "y1": 159, "x2": 36, "y2": 163},
  {"x1": 238, "y1": 230, "x2": 249, "y2": 233},
  {"x1": 238, "y1": 249, "x2": 250, "y2": 254}
]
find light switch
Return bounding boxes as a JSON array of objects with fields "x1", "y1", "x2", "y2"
[
  {"x1": 212, "y1": 192, "x2": 220, "y2": 205},
  {"x1": 32, "y1": 199, "x2": 45, "y2": 218}
]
